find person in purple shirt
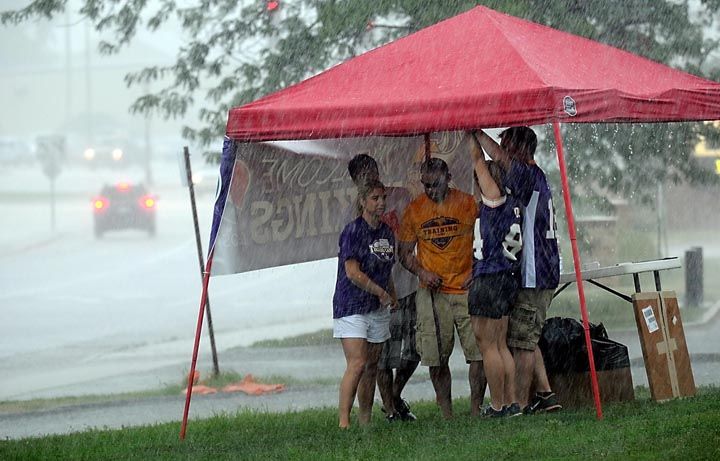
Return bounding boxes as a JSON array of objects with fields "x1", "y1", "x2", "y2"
[
  {"x1": 333, "y1": 178, "x2": 398, "y2": 429},
  {"x1": 467, "y1": 132, "x2": 523, "y2": 417},
  {"x1": 473, "y1": 127, "x2": 562, "y2": 414},
  {"x1": 347, "y1": 154, "x2": 420, "y2": 423}
]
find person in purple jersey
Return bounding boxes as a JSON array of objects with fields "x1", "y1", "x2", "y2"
[
  {"x1": 473, "y1": 127, "x2": 562, "y2": 414},
  {"x1": 333, "y1": 178, "x2": 398, "y2": 429},
  {"x1": 347, "y1": 154, "x2": 420, "y2": 423},
  {"x1": 466, "y1": 132, "x2": 523, "y2": 417}
]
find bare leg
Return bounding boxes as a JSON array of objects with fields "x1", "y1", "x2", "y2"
[
  {"x1": 472, "y1": 316, "x2": 505, "y2": 410},
  {"x1": 513, "y1": 347, "x2": 535, "y2": 407},
  {"x1": 376, "y1": 367, "x2": 396, "y2": 415},
  {"x1": 498, "y1": 316, "x2": 516, "y2": 405},
  {"x1": 469, "y1": 360, "x2": 486, "y2": 416},
  {"x1": 357, "y1": 342, "x2": 384, "y2": 425},
  {"x1": 533, "y1": 348, "x2": 552, "y2": 393},
  {"x1": 339, "y1": 338, "x2": 368, "y2": 428},
  {"x1": 429, "y1": 365, "x2": 453, "y2": 419}
]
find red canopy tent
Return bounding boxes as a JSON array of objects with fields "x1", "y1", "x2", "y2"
[
  {"x1": 182, "y1": 5, "x2": 720, "y2": 437},
  {"x1": 227, "y1": 6, "x2": 720, "y2": 140}
]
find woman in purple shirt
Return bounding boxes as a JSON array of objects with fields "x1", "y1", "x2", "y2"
[{"x1": 333, "y1": 179, "x2": 397, "y2": 428}]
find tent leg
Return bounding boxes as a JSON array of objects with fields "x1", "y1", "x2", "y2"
[
  {"x1": 180, "y1": 252, "x2": 215, "y2": 439},
  {"x1": 552, "y1": 121, "x2": 603, "y2": 420}
]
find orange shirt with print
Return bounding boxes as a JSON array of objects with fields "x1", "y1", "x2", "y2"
[{"x1": 398, "y1": 188, "x2": 477, "y2": 294}]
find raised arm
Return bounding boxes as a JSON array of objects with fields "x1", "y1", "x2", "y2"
[
  {"x1": 471, "y1": 130, "x2": 511, "y2": 171},
  {"x1": 467, "y1": 132, "x2": 502, "y2": 201}
]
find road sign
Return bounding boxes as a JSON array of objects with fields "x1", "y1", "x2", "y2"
[{"x1": 36, "y1": 135, "x2": 66, "y2": 179}]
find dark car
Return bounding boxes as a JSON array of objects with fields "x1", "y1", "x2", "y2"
[{"x1": 92, "y1": 182, "x2": 157, "y2": 238}]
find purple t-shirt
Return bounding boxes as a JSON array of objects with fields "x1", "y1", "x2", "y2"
[{"x1": 333, "y1": 216, "x2": 396, "y2": 319}]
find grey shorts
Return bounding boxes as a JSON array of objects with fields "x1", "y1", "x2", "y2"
[
  {"x1": 507, "y1": 288, "x2": 555, "y2": 351},
  {"x1": 378, "y1": 293, "x2": 420, "y2": 369}
]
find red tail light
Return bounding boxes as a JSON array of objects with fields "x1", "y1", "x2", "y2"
[
  {"x1": 93, "y1": 196, "x2": 109, "y2": 211},
  {"x1": 116, "y1": 182, "x2": 130, "y2": 192},
  {"x1": 141, "y1": 195, "x2": 156, "y2": 209}
]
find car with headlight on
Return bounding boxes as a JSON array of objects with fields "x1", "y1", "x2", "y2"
[
  {"x1": 82, "y1": 135, "x2": 137, "y2": 168},
  {"x1": 92, "y1": 182, "x2": 157, "y2": 238}
]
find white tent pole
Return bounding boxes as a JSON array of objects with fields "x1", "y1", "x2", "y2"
[{"x1": 552, "y1": 121, "x2": 604, "y2": 420}]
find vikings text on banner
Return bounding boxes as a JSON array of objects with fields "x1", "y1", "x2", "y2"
[{"x1": 209, "y1": 132, "x2": 475, "y2": 275}]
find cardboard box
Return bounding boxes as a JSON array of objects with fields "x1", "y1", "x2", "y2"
[
  {"x1": 548, "y1": 367, "x2": 635, "y2": 408},
  {"x1": 632, "y1": 291, "x2": 696, "y2": 401}
]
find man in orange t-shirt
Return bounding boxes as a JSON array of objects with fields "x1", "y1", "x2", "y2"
[{"x1": 398, "y1": 158, "x2": 485, "y2": 418}]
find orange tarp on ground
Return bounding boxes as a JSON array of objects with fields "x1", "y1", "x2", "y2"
[
  {"x1": 182, "y1": 372, "x2": 286, "y2": 396},
  {"x1": 222, "y1": 374, "x2": 286, "y2": 395}
]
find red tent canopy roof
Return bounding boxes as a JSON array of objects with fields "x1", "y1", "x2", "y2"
[{"x1": 226, "y1": 5, "x2": 720, "y2": 141}]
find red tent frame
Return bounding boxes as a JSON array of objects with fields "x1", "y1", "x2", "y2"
[{"x1": 180, "y1": 5, "x2": 720, "y2": 438}]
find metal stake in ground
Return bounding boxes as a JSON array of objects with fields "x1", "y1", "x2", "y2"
[{"x1": 183, "y1": 146, "x2": 220, "y2": 377}]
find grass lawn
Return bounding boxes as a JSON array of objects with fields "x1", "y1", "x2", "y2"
[
  {"x1": 251, "y1": 329, "x2": 335, "y2": 348},
  {"x1": 1, "y1": 388, "x2": 719, "y2": 460}
]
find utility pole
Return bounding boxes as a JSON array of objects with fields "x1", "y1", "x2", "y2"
[
  {"x1": 84, "y1": 19, "x2": 94, "y2": 147},
  {"x1": 65, "y1": 8, "x2": 72, "y2": 129}
]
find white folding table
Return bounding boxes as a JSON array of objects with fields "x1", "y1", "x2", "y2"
[{"x1": 555, "y1": 257, "x2": 682, "y2": 302}]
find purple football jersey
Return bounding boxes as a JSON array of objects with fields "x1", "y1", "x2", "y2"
[
  {"x1": 473, "y1": 195, "x2": 523, "y2": 276},
  {"x1": 504, "y1": 161, "x2": 560, "y2": 289}
]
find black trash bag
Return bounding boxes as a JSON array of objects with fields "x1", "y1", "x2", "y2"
[{"x1": 539, "y1": 317, "x2": 630, "y2": 373}]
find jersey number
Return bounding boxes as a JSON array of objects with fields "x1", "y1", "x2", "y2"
[
  {"x1": 473, "y1": 219, "x2": 483, "y2": 260},
  {"x1": 502, "y1": 223, "x2": 522, "y2": 261}
]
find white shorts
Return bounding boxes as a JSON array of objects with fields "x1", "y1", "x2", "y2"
[{"x1": 333, "y1": 308, "x2": 391, "y2": 343}]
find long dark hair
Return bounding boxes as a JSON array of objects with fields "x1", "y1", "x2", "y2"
[{"x1": 499, "y1": 126, "x2": 537, "y2": 163}]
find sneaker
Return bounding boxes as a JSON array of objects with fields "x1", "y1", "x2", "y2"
[
  {"x1": 527, "y1": 392, "x2": 563, "y2": 414},
  {"x1": 481, "y1": 405, "x2": 505, "y2": 418},
  {"x1": 385, "y1": 412, "x2": 400, "y2": 423},
  {"x1": 395, "y1": 399, "x2": 417, "y2": 422},
  {"x1": 503, "y1": 402, "x2": 522, "y2": 417}
]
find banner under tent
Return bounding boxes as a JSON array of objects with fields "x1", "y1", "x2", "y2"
[
  {"x1": 181, "y1": 5, "x2": 720, "y2": 438},
  {"x1": 209, "y1": 134, "x2": 478, "y2": 275}
]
